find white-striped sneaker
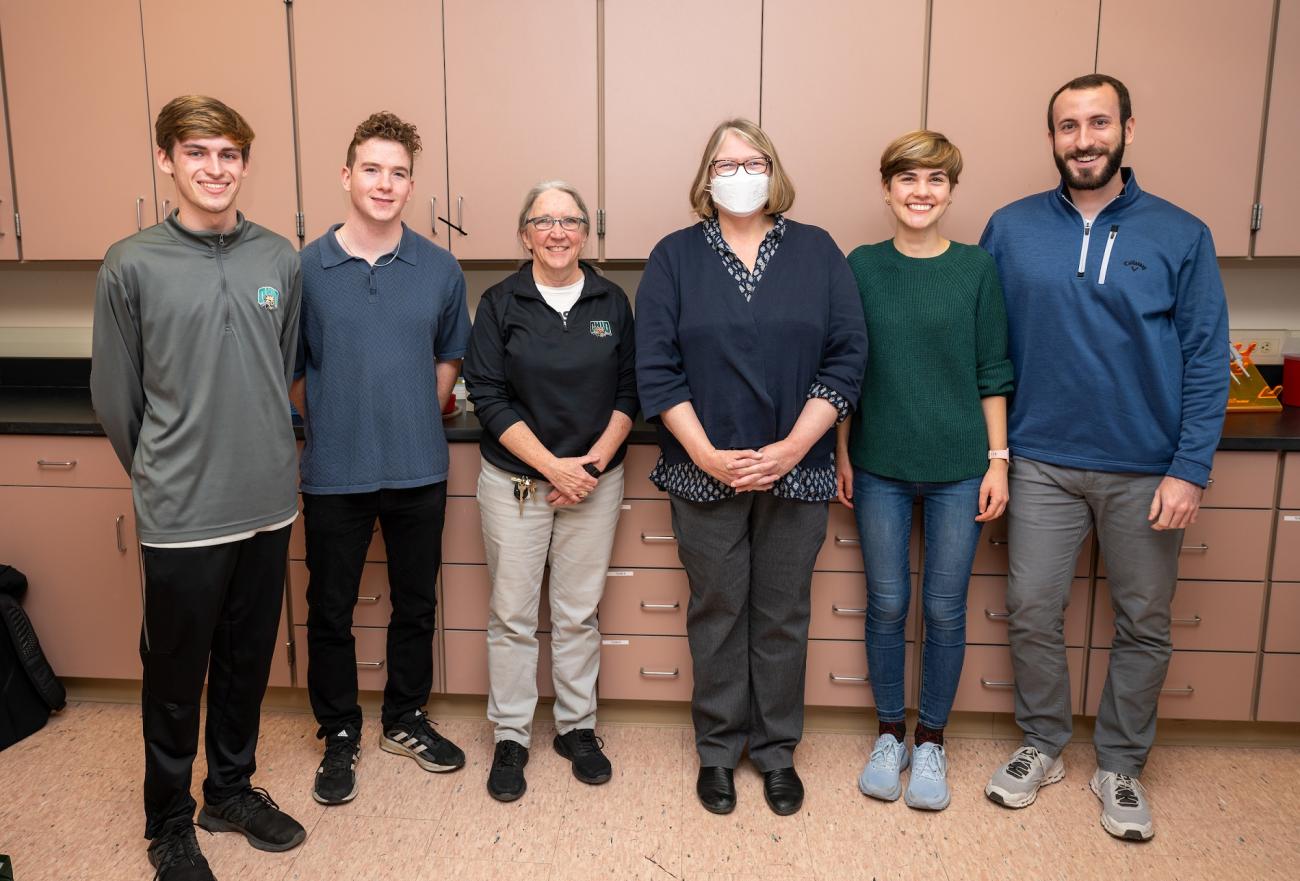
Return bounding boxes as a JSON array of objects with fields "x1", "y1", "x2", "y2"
[
  {"x1": 381, "y1": 709, "x2": 465, "y2": 772},
  {"x1": 1090, "y1": 769, "x2": 1154, "y2": 841},
  {"x1": 985, "y1": 745, "x2": 1064, "y2": 808}
]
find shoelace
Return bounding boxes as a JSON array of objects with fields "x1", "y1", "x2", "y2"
[
  {"x1": 570, "y1": 729, "x2": 605, "y2": 755},
  {"x1": 495, "y1": 741, "x2": 527, "y2": 767},
  {"x1": 221, "y1": 786, "x2": 281, "y2": 824},
  {"x1": 321, "y1": 738, "x2": 359, "y2": 774},
  {"x1": 1113, "y1": 774, "x2": 1143, "y2": 808},
  {"x1": 1005, "y1": 747, "x2": 1040, "y2": 780},
  {"x1": 407, "y1": 711, "x2": 448, "y2": 744},
  {"x1": 870, "y1": 736, "x2": 904, "y2": 770},
  {"x1": 151, "y1": 821, "x2": 208, "y2": 880},
  {"x1": 912, "y1": 745, "x2": 946, "y2": 781}
]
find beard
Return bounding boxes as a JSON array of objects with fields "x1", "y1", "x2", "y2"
[{"x1": 1054, "y1": 138, "x2": 1125, "y2": 190}]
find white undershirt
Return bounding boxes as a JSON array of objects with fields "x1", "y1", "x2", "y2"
[
  {"x1": 536, "y1": 278, "x2": 584, "y2": 325},
  {"x1": 141, "y1": 511, "x2": 299, "y2": 549}
]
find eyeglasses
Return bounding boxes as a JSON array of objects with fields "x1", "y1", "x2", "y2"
[
  {"x1": 710, "y1": 157, "x2": 771, "y2": 177},
  {"x1": 524, "y1": 215, "x2": 588, "y2": 231}
]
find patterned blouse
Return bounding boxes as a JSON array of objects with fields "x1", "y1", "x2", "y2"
[{"x1": 649, "y1": 214, "x2": 850, "y2": 503}]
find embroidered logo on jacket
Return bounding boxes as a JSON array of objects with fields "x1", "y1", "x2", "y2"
[
  {"x1": 1123, "y1": 260, "x2": 1147, "y2": 272},
  {"x1": 589, "y1": 320, "x2": 612, "y2": 338},
  {"x1": 257, "y1": 287, "x2": 280, "y2": 310}
]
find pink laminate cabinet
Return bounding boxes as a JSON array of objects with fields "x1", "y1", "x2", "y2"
[
  {"x1": 0, "y1": 436, "x2": 131, "y2": 489},
  {"x1": 760, "y1": 0, "x2": 925, "y2": 254},
  {"x1": 599, "y1": 569, "x2": 690, "y2": 637},
  {"x1": 268, "y1": 605, "x2": 294, "y2": 689},
  {"x1": 0, "y1": 0, "x2": 156, "y2": 259},
  {"x1": 1254, "y1": 0, "x2": 1300, "y2": 256},
  {"x1": 602, "y1": 0, "x2": 760, "y2": 259},
  {"x1": 442, "y1": 497, "x2": 485, "y2": 564},
  {"x1": 950, "y1": 644, "x2": 1084, "y2": 714},
  {"x1": 0, "y1": 486, "x2": 142, "y2": 680},
  {"x1": 0, "y1": 65, "x2": 17, "y2": 260},
  {"x1": 1279, "y1": 452, "x2": 1300, "y2": 509},
  {"x1": 816, "y1": 504, "x2": 921, "y2": 574},
  {"x1": 598, "y1": 634, "x2": 694, "y2": 702},
  {"x1": 1099, "y1": 509, "x2": 1272, "y2": 582},
  {"x1": 441, "y1": 563, "x2": 553, "y2": 633},
  {"x1": 925, "y1": 0, "x2": 1101, "y2": 247},
  {"x1": 1201, "y1": 452, "x2": 1278, "y2": 509},
  {"x1": 295, "y1": 624, "x2": 437, "y2": 694},
  {"x1": 1257, "y1": 654, "x2": 1300, "y2": 722},
  {"x1": 804, "y1": 640, "x2": 916, "y2": 709},
  {"x1": 1265, "y1": 582, "x2": 1300, "y2": 653},
  {"x1": 609, "y1": 500, "x2": 681, "y2": 569},
  {"x1": 808, "y1": 572, "x2": 919, "y2": 642},
  {"x1": 444, "y1": 629, "x2": 551, "y2": 697},
  {"x1": 965, "y1": 576, "x2": 1089, "y2": 648},
  {"x1": 447, "y1": 443, "x2": 481, "y2": 498},
  {"x1": 1085, "y1": 649, "x2": 1255, "y2": 721},
  {"x1": 1096, "y1": 0, "x2": 1274, "y2": 256},
  {"x1": 1092, "y1": 580, "x2": 1265, "y2": 653},
  {"x1": 292, "y1": 0, "x2": 449, "y2": 244},
  {"x1": 622, "y1": 445, "x2": 667, "y2": 501},
  {"x1": 443, "y1": 0, "x2": 597, "y2": 259},
  {"x1": 972, "y1": 521, "x2": 1091, "y2": 577},
  {"x1": 288, "y1": 561, "x2": 394, "y2": 628}
]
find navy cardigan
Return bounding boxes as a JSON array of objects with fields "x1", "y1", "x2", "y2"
[{"x1": 635, "y1": 219, "x2": 868, "y2": 471}]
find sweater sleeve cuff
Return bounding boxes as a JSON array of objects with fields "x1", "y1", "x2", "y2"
[
  {"x1": 642, "y1": 389, "x2": 692, "y2": 423},
  {"x1": 808, "y1": 381, "x2": 851, "y2": 425},
  {"x1": 1167, "y1": 456, "x2": 1211, "y2": 489},
  {"x1": 976, "y1": 358, "x2": 1015, "y2": 397},
  {"x1": 614, "y1": 396, "x2": 640, "y2": 419},
  {"x1": 479, "y1": 408, "x2": 524, "y2": 439}
]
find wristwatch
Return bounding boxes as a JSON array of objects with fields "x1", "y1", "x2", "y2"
[{"x1": 988, "y1": 449, "x2": 1010, "y2": 462}]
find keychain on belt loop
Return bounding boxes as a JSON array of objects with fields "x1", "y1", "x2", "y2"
[{"x1": 511, "y1": 476, "x2": 536, "y2": 516}]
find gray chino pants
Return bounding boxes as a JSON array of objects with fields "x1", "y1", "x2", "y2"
[{"x1": 1007, "y1": 457, "x2": 1181, "y2": 776}]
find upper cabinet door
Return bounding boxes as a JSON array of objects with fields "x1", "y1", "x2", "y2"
[
  {"x1": 293, "y1": 0, "x2": 449, "y2": 245},
  {"x1": 762, "y1": 0, "x2": 924, "y2": 254},
  {"x1": 1257, "y1": 0, "x2": 1300, "y2": 256},
  {"x1": 927, "y1": 0, "x2": 1101, "y2": 247},
  {"x1": 0, "y1": 64, "x2": 18, "y2": 259},
  {"x1": 139, "y1": 0, "x2": 299, "y2": 244},
  {"x1": 1096, "y1": 0, "x2": 1274, "y2": 257},
  {"x1": 444, "y1": 0, "x2": 597, "y2": 259},
  {"x1": 0, "y1": 0, "x2": 156, "y2": 259},
  {"x1": 604, "y1": 0, "x2": 761, "y2": 259}
]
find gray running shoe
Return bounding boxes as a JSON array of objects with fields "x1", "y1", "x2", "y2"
[
  {"x1": 858, "y1": 733, "x2": 909, "y2": 801},
  {"x1": 985, "y1": 745, "x2": 1064, "y2": 808},
  {"x1": 1090, "y1": 769, "x2": 1154, "y2": 841}
]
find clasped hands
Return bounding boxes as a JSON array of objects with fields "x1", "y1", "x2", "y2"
[
  {"x1": 696, "y1": 440, "x2": 802, "y2": 492},
  {"x1": 542, "y1": 453, "x2": 601, "y2": 506}
]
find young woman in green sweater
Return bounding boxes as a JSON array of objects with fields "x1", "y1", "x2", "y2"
[{"x1": 835, "y1": 130, "x2": 1014, "y2": 810}]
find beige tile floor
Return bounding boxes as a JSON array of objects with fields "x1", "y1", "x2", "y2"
[{"x1": 2, "y1": 701, "x2": 1299, "y2": 880}]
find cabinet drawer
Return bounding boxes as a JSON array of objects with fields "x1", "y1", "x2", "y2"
[
  {"x1": 622, "y1": 445, "x2": 666, "y2": 500},
  {"x1": 1272, "y1": 513, "x2": 1300, "y2": 581},
  {"x1": 966, "y1": 577, "x2": 1089, "y2": 647},
  {"x1": 952, "y1": 645, "x2": 1084, "y2": 714},
  {"x1": 441, "y1": 563, "x2": 551, "y2": 632},
  {"x1": 287, "y1": 561, "x2": 394, "y2": 627},
  {"x1": 1092, "y1": 580, "x2": 1263, "y2": 652},
  {"x1": 972, "y1": 520, "x2": 1091, "y2": 577},
  {"x1": 447, "y1": 443, "x2": 481, "y2": 497},
  {"x1": 289, "y1": 497, "x2": 387, "y2": 562},
  {"x1": 443, "y1": 497, "x2": 486, "y2": 564},
  {"x1": 808, "y1": 572, "x2": 918, "y2": 641},
  {"x1": 443, "y1": 629, "x2": 552, "y2": 697},
  {"x1": 1265, "y1": 583, "x2": 1300, "y2": 653},
  {"x1": 293, "y1": 624, "x2": 440, "y2": 694},
  {"x1": 1099, "y1": 509, "x2": 1271, "y2": 582},
  {"x1": 1257, "y1": 654, "x2": 1300, "y2": 722},
  {"x1": 0, "y1": 436, "x2": 130, "y2": 488},
  {"x1": 598, "y1": 634, "x2": 693, "y2": 701},
  {"x1": 1084, "y1": 649, "x2": 1254, "y2": 721},
  {"x1": 599, "y1": 568, "x2": 689, "y2": 636},
  {"x1": 268, "y1": 608, "x2": 293, "y2": 689},
  {"x1": 1280, "y1": 453, "x2": 1300, "y2": 509},
  {"x1": 804, "y1": 639, "x2": 915, "y2": 709},
  {"x1": 1201, "y1": 451, "x2": 1277, "y2": 508},
  {"x1": 814, "y1": 504, "x2": 921, "y2": 574},
  {"x1": 609, "y1": 500, "x2": 680, "y2": 568}
]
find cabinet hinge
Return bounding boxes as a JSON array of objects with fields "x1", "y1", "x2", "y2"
[
  {"x1": 295, "y1": 212, "x2": 305, "y2": 239},
  {"x1": 1251, "y1": 203, "x2": 1263, "y2": 232},
  {"x1": 597, "y1": 208, "x2": 606, "y2": 238},
  {"x1": 13, "y1": 212, "x2": 20, "y2": 238}
]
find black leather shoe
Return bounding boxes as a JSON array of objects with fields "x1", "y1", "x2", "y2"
[
  {"x1": 696, "y1": 766, "x2": 736, "y2": 814},
  {"x1": 763, "y1": 766, "x2": 804, "y2": 815}
]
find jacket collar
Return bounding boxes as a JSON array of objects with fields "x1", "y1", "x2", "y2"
[
  {"x1": 509, "y1": 261, "x2": 612, "y2": 301},
  {"x1": 163, "y1": 210, "x2": 249, "y2": 253},
  {"x1": 318, "y1": 222, "x2": 419, "y2": 269}
]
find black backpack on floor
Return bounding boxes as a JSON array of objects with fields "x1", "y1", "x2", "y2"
[{"x1": 0, "y1": 565, "x2": 66, "y2": 751}]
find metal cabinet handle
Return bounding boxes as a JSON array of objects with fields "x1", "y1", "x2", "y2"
[
  {"x1": 1172, "y1": 615, "x2": 1202, "y2": 626},
  {"x1": 356, "y1": 659, "x2": 385, "y2": 669},
  {"x1": 639, "y1": 667, "x2": 679, "y2": 678},
  {"x1": 358, "y1": 594, "x2": 381, "y2": 604},
  {"x1": 831, "y1": 604, "x2": 866, "y2": 616},
  {"x1": 828, "y1": 672, "x2": 869, "y2": 683},
  {"x1": 984, "y1": 609, "x2": 1011, "y2": 620},
  {"x1": 1161, "y1": 685, "x2": 1194, "y2": 696},
  {"x1": 1180, "y1": 543, "x2": 1210, "y2": 553},
  {"x1": 988, "y1": 537, "x2": 1009, "y2": 546},
  {"x1": 641, "y1": 533, "x2": 676, "y2": 543},
  {"x1": 980, "y1": 678, "x2": 1015, "y2": 689},
  {"x1": 430, "y1": 197, "x2": 437, "y2": 236},
  {"x1": 640, "y1": 601, "x2": 680, "y2": 610},
  {"x1": 833, "y1": 535, "x2": 860, "y2": 547},
  {"x1": 36, "y1": 458, "x2": 77, "y2": 469},
  {"x1": 115, "y1": 515, "x2": 127, "y2": 553},
  {"x1": 456, "y1": 195, "x2": 464, "y2": 233},
  {"x1": 136, "y1": 197, "x2": 144, "y2": 230}
]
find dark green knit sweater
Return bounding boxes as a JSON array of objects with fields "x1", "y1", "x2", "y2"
[{"x1": 846, "y1": 240, "x2": 1014, "y2": 483}]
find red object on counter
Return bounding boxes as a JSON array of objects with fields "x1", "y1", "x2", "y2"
[{"x1": 1284, "y1": 355, "x2": 1300, "y2": 407}]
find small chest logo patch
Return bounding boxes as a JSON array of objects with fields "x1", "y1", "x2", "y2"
[
  {"x1": 257, "y1": 286, "x2": 280, "y2": 310},
  {"x1": 1123, "y1": 260, "x2": 1147, "y2": 272},
  {"x1": 589, "y1": 320, "x2": 612, "y2": 338}
]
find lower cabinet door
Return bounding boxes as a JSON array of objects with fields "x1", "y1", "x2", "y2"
[
  {"x1": 965, "y1": 576, "x2": 1089, "y2": 647},
  {"x1": 268, "y1": 607, "x2": 293, "y2": 688},
  {"x1": 598, "y1": 568, "x2": 690, "y2": 636},
  {"x1": 598, "y1": 634, "x2": 693, "y2": 702},
  {"x1": 443, "y1": 629, "x2": 552, "y2": 697},
  {"x1": 1257, "y1": 654, "x2": 1300, "y2": 722},
  {"x1": 1084, "y1": 649, "x2": 1255, "y2": 721},
  {"x1": 1092, "y1": 580, "x2": 1264, "y2": 652},
  {"x1": 804, "y1": 639, "x2": 916, "y2": 709},
  {"x1": 952, "y1": 645, "x2": 1085, "y2": 714}
]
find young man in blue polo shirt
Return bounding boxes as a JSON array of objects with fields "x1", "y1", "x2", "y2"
[{"x1": 291, "y1": 112, "x2": 471, "y2": 805}]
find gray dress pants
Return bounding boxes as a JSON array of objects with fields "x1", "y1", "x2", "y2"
[
  {"x1": 1007, "y1": 457, "x2": 1181, "y2": 776},
  {"x1": 669, "y1": 492, "x2": 828, "y2": 771}
]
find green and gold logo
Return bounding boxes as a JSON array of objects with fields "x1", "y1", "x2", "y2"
[
  {"x1": 257, "y1": 286, "x2": 280, "y2": 311},
  {"x1": 589, "y1": 320, "x2": 612, "y2": 338}
]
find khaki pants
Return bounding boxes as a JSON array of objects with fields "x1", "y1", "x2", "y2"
[{"x1": 477, "y1": 458, "x2": 624, "y2": 746}]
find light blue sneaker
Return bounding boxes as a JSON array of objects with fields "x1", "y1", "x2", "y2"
[
  {"x1": 904, "y1": 742, "x2": 950, "y2": 810},
  {"x1": 858, "y1": 733, "x2": 909, "y2": 801}
]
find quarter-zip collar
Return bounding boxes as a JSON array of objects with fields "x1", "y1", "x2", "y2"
[
  {"x1": 1054, "y1": 167, "x2": 1139, "y2": 223},
  {"x1": 508, "y1": 260, "x2": 616, "y2": 303},
  {"x1": 162, "y1": 209, "x2": 250, "y2": 255}
]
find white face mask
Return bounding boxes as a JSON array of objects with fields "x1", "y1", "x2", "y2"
[{"x1": 710, "y1": 172, "x2": 770, "y2": 217}]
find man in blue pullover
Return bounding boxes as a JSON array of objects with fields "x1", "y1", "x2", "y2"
[{"x1": 978, "y1": 74, "x2": 1229, "y2": 841}]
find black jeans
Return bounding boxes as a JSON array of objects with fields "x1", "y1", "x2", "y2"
[
  {"x1": 139, "y1": 525, "x2": 290, "y2": 839},
  {"x1": 303, "y1": 482, "x2": 446, "y2": 736}
]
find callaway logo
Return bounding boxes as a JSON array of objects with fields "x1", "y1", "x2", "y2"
[
  {"x1": 257, "y1": 286, "x2": 280, "y2": 310},
  {"x1": 1123, "y1": 259, "x2": 1147, "y2": 272},
  {"x1": 589, "y1": 320, "x2": 612, "y2": 338}
]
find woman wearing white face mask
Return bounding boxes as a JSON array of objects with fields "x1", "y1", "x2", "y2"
[{"x1": 635, "y1": 119, "x2": 868, "y2": 817}]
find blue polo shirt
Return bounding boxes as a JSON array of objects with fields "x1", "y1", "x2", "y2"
[{"x1": 296, "y1": 223, "x2": 470, "y2": 494}]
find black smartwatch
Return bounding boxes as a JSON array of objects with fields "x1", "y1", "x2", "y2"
[{"x1": 582, "y1": 463, "x2": 603, "y2": 479}]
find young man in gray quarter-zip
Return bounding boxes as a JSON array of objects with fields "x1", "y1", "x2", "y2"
[{"x1": 91, "y1": 95, "x2": 306, "y2": 881}]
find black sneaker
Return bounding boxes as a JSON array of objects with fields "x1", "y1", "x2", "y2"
[
  {"x1": 147, "y1": 820, "x2": 215, "y2": 881},
  {"x1": 553, "y1": 728, "x2": 613, "y2": 784},
  {"x1": 313, "y1": 726, "x2": 361, "y2": 805},
  {"x1": 381, "y1": 709, "x2": 466, "y2": 772},
  {"x1": 487, "y1": 739, "x2": 529, "y2": 802},
  {"x1": 197, "y1": 787, "x2": 306, "y2": 853}
]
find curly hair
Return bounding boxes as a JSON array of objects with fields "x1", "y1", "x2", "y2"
[{"x1": 346, "y1": 111, "x2": 422, "y2": 170}]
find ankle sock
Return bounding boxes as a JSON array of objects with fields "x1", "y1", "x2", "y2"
[
  {"x1": 879, "y1": 721, "x2": 906, "y2": 742},
  {"x1": 915, "y1": 723, "x2": 944, "y2": 747}
]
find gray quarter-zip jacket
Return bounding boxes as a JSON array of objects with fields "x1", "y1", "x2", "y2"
[{"x1": 91, "y1": 211, "x2": 302, "y2": 543}]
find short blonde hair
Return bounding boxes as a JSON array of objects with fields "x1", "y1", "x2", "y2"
[
  {"x1": 879, "y1": 130, "x2": 963, "y2": 185},
  {"x1": 688, "y1": 119, "x2": 795, "y2": 220},
  {"x1": 155, "y1": 95, "x2": 255, "y2": 161}
]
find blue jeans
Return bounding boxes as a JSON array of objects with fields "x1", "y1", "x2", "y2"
[{"x1": 852, "y1": 469, "x2": 983, "y2": 728}]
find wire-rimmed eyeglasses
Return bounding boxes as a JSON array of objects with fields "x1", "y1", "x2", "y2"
[
  {"x1": 524, "y1": 215, "x2": 589, "y2": 231},
  {"x1": 710, "y1": 157, "x2": 771, "y2": 177}
]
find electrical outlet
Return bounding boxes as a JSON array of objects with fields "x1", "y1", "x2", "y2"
[{"x1": 1231, "y1": 329, "x2": 1288, "y2": 365}]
